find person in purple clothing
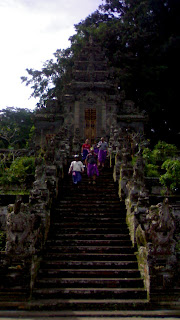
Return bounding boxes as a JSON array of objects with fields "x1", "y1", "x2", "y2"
[
  {"x1": 93, "y1": 142, "x2": 99, "y2": 156},
  {"x1": 85, "y1": 147, "x2": 99, "y2": 184},
  {"x1": 97, "y1": 137, "x2": 108, "y2": 168}
]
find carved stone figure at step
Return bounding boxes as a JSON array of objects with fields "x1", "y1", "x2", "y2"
[
  {"x1": 145, "y1": 199, "x2": 175, "y2": 254},
  {"x1": 6, "y1": 204, "x2": 38, "y2": 256}
]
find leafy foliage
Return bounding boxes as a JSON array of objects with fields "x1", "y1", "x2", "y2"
[
  {"x1": 143, "y1": 140, "x2": 180, "y2": 193},
  {"x1": 21, "y1": 49, "x2": 74, "y2": 105},
  {"x1": 143, "y1": 141, "x2": 178, "y2": 165},
  {"x1": 0, "y1": 108, "x2": 34, "y2": 149},
  {"x1": 160, "y1": 159, "x2": 180, "y2": 193},
  {"x1": 0, "y1": 156, "x2": 35, "y2": 189},
  {"x1": 21, "y1": 0, "x2": 180, "y2": 145},
  {"x1": 144, "y1": 163, "x2": 160, "y2": 178}
]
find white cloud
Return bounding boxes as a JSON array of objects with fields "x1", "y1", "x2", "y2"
[{"x1": 0, "y1": 0, "x2": 103, "y2": 110}]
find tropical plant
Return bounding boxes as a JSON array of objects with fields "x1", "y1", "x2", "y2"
[
  {"x1": 143, "y1": 140, "x2": 179, "y2": 193},
  {"x1": 21, "y1": 0, "x2": 180, "y2": 146},
  {"x1": 160, "y1": 159, "x2": 180, "y2": 193},
  {"x1": 0, "y1": 156, "x2": 35, "y2": 189},
  {"x1": 144, "y1": 163, "x2": 160, "y2": 178},
  {"x1": 143, "y1": 141, "x2": 178, "y2": 167},
  {"x1": 0, "y1": 107, "x2": 34, "y2": 149}
]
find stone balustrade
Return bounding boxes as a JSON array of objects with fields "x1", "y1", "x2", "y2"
[
  {"x1": 0, "y1": 128, "x2": 71, "y2": 295},
  {"x1": 109, "y1": 125, "x2": 179, "y2": 300}
]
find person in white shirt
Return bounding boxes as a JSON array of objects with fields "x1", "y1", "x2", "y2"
[{"x1": 68, "y1": 155, "x2": 84, "y2": 185}]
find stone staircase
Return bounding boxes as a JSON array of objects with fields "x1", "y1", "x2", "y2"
[
  {"x1": 0, "y1": 166, "x2": 180, "y2": 317},
  {"x1": 29, "y1": 167, "x2": 148, "y2": 311}
]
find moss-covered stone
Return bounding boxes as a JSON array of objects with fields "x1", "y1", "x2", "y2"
[{"x1": 136, "y1": 224, "x2": 147, "y2": 247}]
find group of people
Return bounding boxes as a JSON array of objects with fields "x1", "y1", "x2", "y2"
[{"x1": 68, "y1": 137, "x2": 108, "y2": 185}]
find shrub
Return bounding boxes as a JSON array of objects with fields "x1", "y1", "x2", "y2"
[
  {"x1": 143, "y1": 141, "x2": 178, "y2": 166},
  {"x1": 160, "y1": 159, "x2": 180, "y2": 193},
  {"x1": 153, "y1": 141, "x2": 177, "y2": 163},
  {"x1": 0, "y1": 156, "x2": 35, "y2": 188},
  {"x1": 145, "y1": 163, "x2": 160, "y2": 177}
]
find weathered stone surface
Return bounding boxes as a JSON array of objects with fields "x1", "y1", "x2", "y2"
[
  {"x1": 109, "y1": 126, "x2": 179, "y2": 300},
  {"x1": 0, "y1": 206, "x2": 7, "y2": 231}
]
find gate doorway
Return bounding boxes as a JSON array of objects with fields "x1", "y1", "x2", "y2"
[{"x1": 85, "y1": 108, "x2": 96, "y2": 144}]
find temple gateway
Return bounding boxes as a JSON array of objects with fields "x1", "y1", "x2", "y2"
[
  {"x1": 35, "y1": 38, "x2": 147, "y2": 147},
  {"x1": 0, "y1": 37, "x2": 179, "y2": 314}
]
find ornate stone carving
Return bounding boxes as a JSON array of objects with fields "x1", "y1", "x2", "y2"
[{"x1": 145, "y1": 199, "x2": 175, "y2": 254}]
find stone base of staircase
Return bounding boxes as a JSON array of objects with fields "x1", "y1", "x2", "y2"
[
  {"x1": 0, "y1": 309, "x2": 179, "y2": 319},
  {"x1": 0, "y1": 167, "x2": 179, "y2": 316}
]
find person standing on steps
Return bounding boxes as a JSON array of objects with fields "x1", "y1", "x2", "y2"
[
  {"x1": 81, "y1": 139, "x2": 91, "y2": 163},
  {"x1": 68, "y1": 155, "x2": 84, "y2": 186},
  {"x1": 93, "y1": 140, "x2": 99, "y2": 156},
  {"x1": 85, "y1": 147, "x2": 99, "y2": 184},
  {"x1": 97, "y1": 137, "x2": 108, "y2": 168}
]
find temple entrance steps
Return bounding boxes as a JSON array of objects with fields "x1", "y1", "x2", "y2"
[
  {"x1": 29, "y1": 167, "x2": 149, "y2": 311},
  {"x1": 0, "y1": 169, "x2": 179, "y2": 317}
]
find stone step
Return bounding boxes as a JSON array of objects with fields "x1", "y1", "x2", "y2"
[
  {"x1": 0, "y1": 298, "x2": 149, "y2": 311},
  {"x1": 60, "y1": 195, "x2": 123, "y2": 200},
  {"x1": 65, "y1": 176, "x2": 115, "y2": 182},
  {"x1": 61, "y1": 193, "x2": 120, "y2": 199},
  {"x1": 61, "y1": 188, "x2": 119, "y2": 194},
  {"x1": 45, "y1": 246, "x2": 135, "y2": 254},
  {"x1": 63, "y1": 181, "x2": 117, "y2": 186},
  {"x1": 1, "y1": 310, "x2": 179, "y2": 318},
  {"x1": 52, "y1": 211, "x2": 126, "y2": 216},
  {"x1": 57, "y1": 202, "x2": 124, "y2": 207},
  {"x1": 54, "y1": 208, "x2": 125, "y2": 214},
  {"x1": 35, "y1": 277, "x2": 144, "y2": 288},
  {"x1": 57, "y1": 204, "x2": 122, "y2": 209},
  {"x1": 63, "y1": 195, "x2": 121, "y2": 201},
  {"x1": 0, "y1": 291, "x2": 28, "y2": 301},
  {"x1": 48, "y1": 233, "x2": 131, "y2": 240},
  {"x1": 41, "y1": 260, "x2": 139, "y2": 269},
  {"x1": 51, "y1": 218, "x2": 127, "y2": 224},
  {"x1": 33, "y1": 287, "x2": 147, "y2": 300},
  {"x1": 46, "y1": 239, "x2": 133, "y2": 246},
  {"x1": 51, "y1": 222, "x2": 129, "y2": 229},
  {"x1": 52, "y1": 213, "x2": 125, "y2": 219},
  {"x1": 44, "y1": 253, "x2": 137, "y2": 261},
  {"x1": 38, "y1": 268, "x2": 141, "y2": 278},
  {"x1": 55, "y1": 209, "x2": 125, "y2": 215},
  {"x1": 52, "y1": 212, "x2": 125, "y2": 218},
  {"x1": 53, "y1": 228, "x2": 130, "y2": 234}
]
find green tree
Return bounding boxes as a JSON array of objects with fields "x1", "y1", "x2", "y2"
[
  {"x1": 0, "y1": 107, "x2": 34, "y2": 149},
  {"x1": 143, "y1": 140, "x2": 178, "y2": 183},
  {"x1": 99, "y1": 0, "x2": 180, "y2": 145},
  {"x1": 160, "y1": 159, "x2": 180, "y2": 193},
  {"x1": 21, "y1": 0, "x2": 180, "y2": 146},
  {"x1": 0, "y1": 156, "x2": 35, "y2": 189},
  {"x1": 21, "y1": 49, "x2": 73, "y2": 106}
]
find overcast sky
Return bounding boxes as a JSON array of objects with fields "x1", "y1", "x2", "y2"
[{"x1": 0, "y1": 0, "x2": 103, "y2": 110}]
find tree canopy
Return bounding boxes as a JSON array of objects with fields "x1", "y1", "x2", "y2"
[
  {"x1": 21, "y1": 0, "x2": 180, "y2": 146},
  {"x1": 0, "y1": 107, "x2": 34, "y2": 149}
]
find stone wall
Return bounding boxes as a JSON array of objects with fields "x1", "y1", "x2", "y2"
[
  {"x1": 0, "y1": 129, "x2": 70, "y2": 296},
  {"x1": 109, "y1": 124, "x2": 179, "y2": 300}
]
